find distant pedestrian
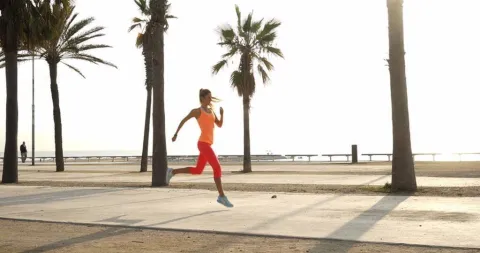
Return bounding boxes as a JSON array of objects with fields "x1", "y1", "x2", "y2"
[{"x1": 20, "y1": 141, "x2": 27, "y2": 163}]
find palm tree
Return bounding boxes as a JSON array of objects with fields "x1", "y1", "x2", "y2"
[
  {"x1": 212, "y1": 5, "x2": 284, "y2": 173},
  {"x1": 25, "y1": 1, "x2": 117, "y2": 172},
  {"x1": 386, "y1": 0, "x2": 417, "y2": 191},
  {"x1": 0, "y1": 0, "x2": 70, "y2": 181},
  {"x1": 149, "y1": 0, "x2": 170, "y2": 186},
  {"x1": 129, "y1": 0, "x2": 175, "y2": 173},
  {"x1": 0, "y1": 0, "x2": 42, "y2": 183},
  {"x1": 0, "y1": 0, "x2": 22, "y2": 183}
]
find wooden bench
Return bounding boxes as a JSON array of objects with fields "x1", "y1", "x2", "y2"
[
  {"x1": 284, "y1": 154, "x2": 318, "y2": 162},
  {"x1": 322, "y1": 154, "x2": 351, "y2": 162},
  {"x1": 362, "y1": 153, "x2": 392, "y2": 161},
  {"x1": 412, "y1": 153, "x2": 441, "y2": 161},
  {"x1": 362, "y1": 153, "x2": 442, "y2": 161},
  {"x1": 453, "y1": 152, "x2": 480, "y2": 161}
]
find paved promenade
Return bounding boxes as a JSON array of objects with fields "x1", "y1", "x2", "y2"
[
  {"x1": 0, "y1": 185, "x2": 478, "y2": 249},
  {"x1": 16, "y1": 169, "x2": 480, "y2": 187}
]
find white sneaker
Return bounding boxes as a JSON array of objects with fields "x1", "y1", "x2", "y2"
[{"x1": 166, "y1": 168, "x2": 174, "y2": 185}]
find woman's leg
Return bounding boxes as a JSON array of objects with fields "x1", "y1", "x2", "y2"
[
  {"x1": 172, "y1": 153, "x2": 207, "y2": 175},
  {"x1": 167, "y1": 151, "x2": 207, "y2": 185},
  {"x1": 171, "y1": 141, "x2": 208, "y2": 177},
  {"x1": 197, "y1": 142, "x2": 224, "y2": 192},
  {"x1": 198, "y1": 142, "x2": 233, "y2": 207}
]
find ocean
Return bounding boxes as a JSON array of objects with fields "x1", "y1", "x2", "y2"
[{"x1": 1, "y1": 150, "x2": 479, "y2": 162}]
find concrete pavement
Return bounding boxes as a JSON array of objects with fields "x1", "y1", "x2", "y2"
[
  {"x1": 0, "y1": 185, "x2": 478, "y2": 249},
  {"x1": 16, "y1": 170, "x2": 480, "y2": 187}
]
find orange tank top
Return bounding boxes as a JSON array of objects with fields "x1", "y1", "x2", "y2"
[{"x1": 197, "y1": 108, "x2": 215, "y2": 145}]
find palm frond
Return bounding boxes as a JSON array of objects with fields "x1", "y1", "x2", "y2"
[
  {"x1": 235, "y1": 5, "x2": 242, "y2": 32},
  {"x1": 251, "y1": 18, "x2": 263, "y2": 34},
  {"x1": 242, "y1": 11, "x2": 253, "y2": 33},
  {"x1": 62, "y1": 62, "x2": 85, "y2": 78},
  {"x1": 132, "y1": 17, "x2": 147, "y2": 23},
  {"x1": 257, "y1": 19, "x2": 281, "y2": 40},
  {"x1": 257, "y1": 32, "x2": 277, "y2": 46},
  {"x1": 216, "y1": 25, "x2": 238, "y2": 50},
  {"x1": 263, "y1": 46, "x2": 284, "y2": 58},
  {"x1": 134, "y1": 0, "x2": 150, "y2": 15},
  {"x1": 212, "y1": 60, "x2": 228, "y2": 75},
  {"x1": 75, "y1": 44, "x2": 112, "y2": 52},
  {"x1": 234, "y1": 4, "x2": 248, "y2": 39},
  {"x1": 136, "y1": 33, "x2": 144, "y2": 48},
  {"x1": 0, "y1": 51, "x2": 36, "y2": 68},
  {"x1": 217, "y1": 24, "x2": 235, "y2": 41},
  {"x1": 128, "y1": 23, "x2": 142, "y2": 33},
  {"x1": 0, "y1": 59, "x2": 22, "y2": 69},
  {"x1": 66, "y1": 26, "x2": 104, "y2": 46},
  {"x1": 66, "y1": 53, "x2": 117, "y2": 68},
  {"x1": 230, "y1": 70, "x2": 243, "y2": 96},
  {"x1": 257, "y1": 64, "x2": 270, "y2": 84},
  {"x1": 63, "y1": 12, "x2": 79, "y2": 37},
  {"x1": 63, "y1": 17, "x2": 94, "y2": 43},
  {"x1": 221, "y1": 47, "x2": 238, "y2": 59},
  {"x1": 0, "y1": 57, "x2": 33, "y2": 69},
  {"x1": 258, "y1": 57, "x2": 273, "y2": 70}
]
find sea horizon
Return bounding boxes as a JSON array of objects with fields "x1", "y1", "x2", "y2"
[{"x1": 2, "y1": 150, "x2": 480, "y2": 162}]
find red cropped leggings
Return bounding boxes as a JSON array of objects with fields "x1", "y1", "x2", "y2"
[{"x1": 189, "y1": 141, "x2": 222, "y2": 178}]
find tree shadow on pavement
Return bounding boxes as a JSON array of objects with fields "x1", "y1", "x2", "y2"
[
  {"x1": 148, "y1": 210, "x2": 229, "y2": 226},
  {"x1": 0, "y1": 188, "x2": 124, "y2": 207},
  {"x1": 308, "y1": 194, "x2": 410, "y2": 253},
  {"x1": 21, "y1": 227, "x2": 132, "y2": 253}
]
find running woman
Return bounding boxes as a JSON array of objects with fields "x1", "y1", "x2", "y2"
[{"x1": 167, "y1": 88, "x2": 234, "y2": 208}]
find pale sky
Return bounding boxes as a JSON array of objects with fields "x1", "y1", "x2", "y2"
[{"x1": 1, "y1": 0, "x2": 480, "y2": 156}]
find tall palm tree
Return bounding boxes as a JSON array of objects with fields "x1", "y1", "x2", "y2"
[
  {"x1": 129, "y1": 0, "x2": 175, "y2": 173},
  {"x1": 387, "y1": 0, "x2": 417, "y2": 191},
  {"x1": 0, "y1": 0, "x2": 71, "y2": 181},
  {"x1": 24, "y1": 1, "x2": 117, "y2": 172},
  {"x1": 212, "y1": 5, "x2": 284, "y2": 173},
  {"x1": 149, "y1": 0, "x2": 170, "y2": 186},
  {"x1": 0, "y1": 0, "x2": 43, "y2": 183},
  {"x1": 0, "y1": 0, "x2": 22, "y2": 183}
]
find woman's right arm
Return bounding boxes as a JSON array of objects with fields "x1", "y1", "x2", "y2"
[{"x1": 172, "y1": 109, "x2": 199, "y2": 141}]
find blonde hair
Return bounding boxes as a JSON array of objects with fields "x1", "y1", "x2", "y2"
[{"x1": 199, "y1": 88, "x2": 220, "y2": 111}]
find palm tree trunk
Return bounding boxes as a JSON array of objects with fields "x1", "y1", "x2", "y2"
[
  {"x1": 242, "y1": 96, "x2": 252, "y2": 173},
  {"x1": 1, "y1": 21, "x2": 19, "y2": 184},
  {"x1": 140, "y1": 86, "x2": 152, "y2": 172},
  {"x1": 150, "y1": 0, "x2": 168, "y2": 186},
  {"x1": 140, "y1": 29, "x2": 153, "y2": 173},
  {"x1": 387, "y1": 0, "x2": 416, "y2": 191},
  {"x1": 48, "y1": 62, "x2": 65, "y2": 172}
]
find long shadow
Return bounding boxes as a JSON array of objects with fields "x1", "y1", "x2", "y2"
[
  {"x1": 148, "y1": 210, "x2": 229, "y2": 226},
  {"x1": 0, "y1": 188, "x2": 125, "y2": 207},
  {"x1": 20, "y1": 171, "x2": 134, "y2": 181},
  {"x1": 2, "y1": 192, "x2": 208, "y2": 217},
  {"x1": 245, "y1": 194, "x2": 341, "y2": 232},
  {"x1": 99, "y1": 215, "x2": 144, "y2": 225},
  {"x1": 21, "y1": 227, "x2": 132, "y2": 253},
  {"x1": 194, "y1": 194, "x2": 349, "y2": 253},
  {"x1": 309, "y1": 194, "x2": 410, "y2": 252}
]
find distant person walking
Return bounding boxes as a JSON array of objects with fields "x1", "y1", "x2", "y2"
[
  {"x1": 20, "y1": 141, "x2": 27, "y2": 163},
  {"x1": 168, "y1": 88, "x2": 233, "y2": 208}
]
